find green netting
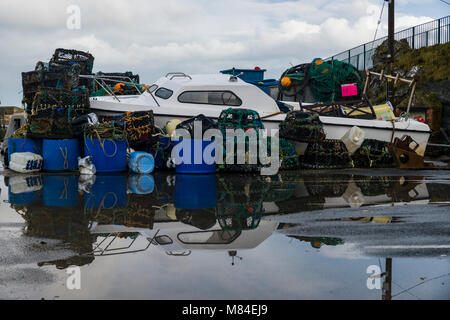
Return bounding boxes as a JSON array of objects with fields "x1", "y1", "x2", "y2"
[
  {"x1": 308, "y1": 58, "x2": 363, "y2": 103},
  {"x1": 302, "y1": 139, "x2": 352, "y2": 169},
  {"x1": 281, "y1": 58, "x2": 363, "y2": 103},
  {"x1": 217, "y1": 108, "x2": 265, "y2": 172},
  {"x1": 279, "y1": 111, "x2": 326, "y2": 143},
  {"x1": 351, "y1": 139, "x2": 397, "y2": 168}
]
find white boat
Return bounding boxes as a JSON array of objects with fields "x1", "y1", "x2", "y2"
[{"x1": 87, "y1": 72, "x2": 431, "y2": 150}]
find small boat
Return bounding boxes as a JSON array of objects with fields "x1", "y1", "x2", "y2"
[{"x1": 86, "y1": 72, "x2": 431, "y2": 150}]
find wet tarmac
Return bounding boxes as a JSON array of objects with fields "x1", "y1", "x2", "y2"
[{"x1": 0, "y1": 169, "x2": 449, "y2": 300}]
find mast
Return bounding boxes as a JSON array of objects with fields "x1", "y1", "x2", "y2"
[{"x1": 386, "y1": 0, "x2": 395, "y2": 101}]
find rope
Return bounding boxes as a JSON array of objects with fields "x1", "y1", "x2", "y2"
[
  {"x1": 60, "y1": 146, "x2": 69, "y2": 170},
  {"x1": 59, "y1": 178, "x2": 69, "y2": 200}
]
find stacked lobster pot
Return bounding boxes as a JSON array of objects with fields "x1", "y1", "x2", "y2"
[
  {"x1": 9, "y1": 49, "x2": 96, "y2": 173},
  {"x1": 279, "y1": 111, "x2": 352, "y2": 169},
  {"x1": 216, "y1": 108, "x2": 265, "y2": 173}
]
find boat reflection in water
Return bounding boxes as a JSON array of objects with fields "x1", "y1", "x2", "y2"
[{"x1": 7, "y1": 171, "x2": 450, "y2": 282}]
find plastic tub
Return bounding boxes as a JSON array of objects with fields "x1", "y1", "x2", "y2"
[
  {"x1": 84, "y1": 175, "x2": 127, "y2": 210},
  {"x1": 8, "y1": 138, "x2": 42, "y2": 162},
  {"x1": 174, "y1": 174, "x2": 217, "y2": 209},
  {"x1": 128, "y1": 174, "x2": 155, "y2": 194},
  {"x1": 43, "y1": 175, "x2": 79, "y2": 207},
  {"x1": 84, "y1": 137, "x2": 127, "y2": 173},
  {"x1": 173, "y1": 139, "x2": 216, "y2": 174},
  {"x1": 42, "y1": 138, "x2": 80, "y2": 171},
  {"x1": 128, "y1": 152, "x2": 155, "y2": 174}
]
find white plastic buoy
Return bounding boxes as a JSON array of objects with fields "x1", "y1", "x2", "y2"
[
  {"x1": 9, "y1": 152, "x2": 43, "y2": 173},
  {"x1": 341, "y1": 126, "x2": 365, "y2": 155}
]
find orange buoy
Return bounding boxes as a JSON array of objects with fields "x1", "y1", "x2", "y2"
[{"x1": 281, "y1": 76, "x2": 292, "y2": 88}]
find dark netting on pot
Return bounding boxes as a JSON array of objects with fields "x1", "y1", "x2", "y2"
[
  {"x1": 216, "y1": 108, "x2": 266, "y2": 173},
  {"x1": 302, "y1": 139, "x2": 352, "y2": 169},
  {"x1": 123, "y1": 111, "x2": 156, "y2": 147},
  {"x1": 50, "y1": 48, "x2": 94, "y2": 75},
  {"x1": 176, "y1": 114, "x2": 217, "y2": 136},
  {"x1": 279, "y1": 111, "x2": 326, "y2": 142},
  {"x1": 31, "y1": 87, "x2": 90, "y2": 115},
  {"x1": 351, "y1": 139, "x2": 397, "y2": 168},
  {"x1": 304, "y1": 175, "x2": 349, "y2": 197}
]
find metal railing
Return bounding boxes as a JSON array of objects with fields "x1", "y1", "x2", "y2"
[{"x1": 327, "y1": 15, "x2": 450, "y2": 70}]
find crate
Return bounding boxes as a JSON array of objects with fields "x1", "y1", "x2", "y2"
[{"x1": 50, "y1": 48, "x2": 94, "y2": 75}]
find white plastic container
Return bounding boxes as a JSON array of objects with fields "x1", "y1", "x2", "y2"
[
  {"x1": 9, "y1": 152, "x2": 43, "y2": 173},
  {"x1": 341, "y1": 126, "x2": 365, "y2": 155}
]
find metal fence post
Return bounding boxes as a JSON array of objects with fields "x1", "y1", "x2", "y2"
[
  {"x1": 438, "y1": 18, "x2": 441, "y2": 44},
  {"x1": 348, "y1": 50, "x2": 351, "y2": 63},
  {"x1": 363, "y1": 44, "x2": 366, "y2": 70},
  {"x1": 412, "y1": 26, "x2": 415, "y2": 49}
]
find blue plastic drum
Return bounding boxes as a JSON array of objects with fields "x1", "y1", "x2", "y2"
[
  {"x1": 84, "y1": 137, "x2": 127, "y2": 173},
  {"x1": 173, "y1": 139, "x2": 216, "y2": 174},
  {"x1": 43, "y1": 175, "x2": 79, "y2": 207},
  {"x1": 175, "y1": 174, "x2": 217, "y2": 209},
  {"x1": 8, "y1": 138, "x2": 42, "y2": 162},
  {"x1": 84, "y1": 175, "x2": 127, "y2": 210},
  {"x1": 42, "y1": 139, "x2": 80, "y2": 171}
]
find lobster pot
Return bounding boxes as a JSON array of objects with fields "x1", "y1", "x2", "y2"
[
  {"x1": 128, "y1": 174, "x2": 155, "y2": 195},
  {"x1": 173, "y1": 139, "x2": 216, "y2": 174},
  {"x1": 8, "y1": 138, "x2": 42, "y2": 162},
  {"x1": 42, "y1": 139, "x2": 80, "y2": 171},
  {"x1": 84, "y1": 137, "x2": 127, "y2": 173},
  {"x1": 302, "y1": 139, "x2": 352, "y2": 169},
  {"x1": 175, "y1": 174, "x2": 217, "y2": 209},
  {"x1": 128, "y1": 152, "x2": 155, "y2": 174},
  {"x1": 43, "y1": 175, "x2": 79, "y2": 207},
  {"x1": 84, "y1": 175, "x2": 127, "y2": 210}
]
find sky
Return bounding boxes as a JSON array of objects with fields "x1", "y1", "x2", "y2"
[{"x1": 0, "y1": 0, "x2": 448, "y2": 106}]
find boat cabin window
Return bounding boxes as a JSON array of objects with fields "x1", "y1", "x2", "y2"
[
  {"x1": 178, "y1": 91, "x2": 242, "y2": 106},
  {"x1": 155, "y1": 87, "x2": 173, "y2": 99},
  {"x1": 148, "y1": 84, "x2": 158, "y2": 93}
]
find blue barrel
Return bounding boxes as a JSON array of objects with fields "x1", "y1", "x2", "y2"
[
  {"x1": 9, "y1": 189, "x2": 41, "y2": 205},
  {"x1": 84, "y1": 175, "x2": 127, "y2": 210},
  {"x1": 43, "y1": 175, "x2": 79, "y2": 207},
  {"x1": 42, "y1": 139, "x2": 80, "y2": 171},
  {"x1": 129, "y1": 152, "x2": 155, "y2": 174},
  {"x1": 128, "y1": 174, "x2": 155, "y2": 194},
  {"x1": 173, "y1": 139, "x2": 216, "y2": 174},
  {"x1": 8, "y1": 138, "x2": 42, "y2": 162},
  {"x1": 175, "y1": 174, "x2": 217, "y2": 209},
  {"x1": 84, "y1": 137, "x2": 127, "y2": 173}
]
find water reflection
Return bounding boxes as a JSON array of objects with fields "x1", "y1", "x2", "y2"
[{"x1": 4, "y1": 170, "x2": 450, "y2": 299}]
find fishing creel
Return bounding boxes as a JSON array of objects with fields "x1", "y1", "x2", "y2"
[
  {"x1": 302, "y1": 139, "x2": 352, "y2": 169},
  {"x1": 279, "y1": 111, "x2": 326, "y2": 143}
]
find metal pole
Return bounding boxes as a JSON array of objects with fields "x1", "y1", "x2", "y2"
[
  {"x1": 382, "y1": 258, "x2": 392, "y2": 300},
  {"x1": 386, "y1": 0, "x2": 395, "y2": 102},
  {"x1": 438, "y1": 18, "x2": 441, "y2": 44},
  {"x1": 363, "y1": 44, "x2": 366, "y2": 70}
]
